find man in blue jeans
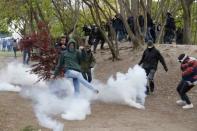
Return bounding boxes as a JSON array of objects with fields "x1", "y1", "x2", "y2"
[
  {"x1": 54, "y1": 39, "x2": 99, "y2": 95},
  {"x1": 23, "y1": 48, "x2": 31, "y2": 64},
  {"x1": 20, "y1": 37, "x2": 32, "y2": 65}
]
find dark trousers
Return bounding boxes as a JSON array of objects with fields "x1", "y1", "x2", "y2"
[
  {"x1": 177, "y1": 80, "x2": 194, "y2": 104},
  {"x1": 100, "y1": 39, "x2": 105, "y2": 49},
  {"x1": 91, "y1": 39, "x2": 99, "y2": 53},
  {"x1": 164, "y1": 30, "x2": 175, "y2": 44},
  {"x1": 82, "y1": 69, "x2": 92, "y2": 83},
  {"x1": 13, "y1": 47, "x2": 17, "y2": 58},
  {"x1": 145, "y1": 68, "x2": 156, "y2": 94}
]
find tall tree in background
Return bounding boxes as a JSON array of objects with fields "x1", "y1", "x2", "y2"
[
  {"x1": 0, "y1": 0, "x2": 197, "y2": 45},
  {"x1": 83, "y1": 0, "x2": 120, "y2": 60},
  {"x1": 180, "y1": 0, "x2": 195, "y2": 44}
]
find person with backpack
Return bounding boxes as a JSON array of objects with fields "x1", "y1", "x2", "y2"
[
  {"x1": 138, "y1": 40, "x2": 168, "y2": 95},
  {"x1": 176, "y1": 54, "x2": 197, "y2": 109}
]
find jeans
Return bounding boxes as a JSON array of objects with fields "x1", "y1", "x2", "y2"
[
  {"x1": 82, "y1": 69, "x2": 92, "y2": 83},
  {"x1": 65, "y1": 70, "x2": 96, "y2": 94},
  {"x1": 93, "y1": 39, "x2": 100, "y2": 53},
  {"x1": 23, "y1": 49, "x2": 30, "y2": 65},
  {"x1": 164, "y1": 30, "x2": 175, "y2": 44},
  {"x1": 177, "y1": 80, "x2": 194, "y2": 104}
]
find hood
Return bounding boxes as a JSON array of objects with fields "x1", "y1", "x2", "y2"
[{"x1": 67, "y1": 39, "x2": 77, "y2": 51}]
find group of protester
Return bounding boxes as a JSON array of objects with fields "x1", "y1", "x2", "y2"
[
  {"x1": 139, "y1": 40, "x2": 197, "y2": 109},
  {"x1": 14, "y1": 12, "x2": 196, "y2": 110},
  {"x1": 52, "y1": 35, "x2": 196, "y2": 110},
  {"x1": 82, "y1": 24, "x2": 105, "y2": 53},
  {"x1": 53, "y1": 36, "x2": 98, "y2": 95},
  {"x1": 18, "y1": 30, "x2": 196, "y2": 110},
  {"x1": 0, "y1": 38, "x2": 18, "y2": 58},
  {"x1": 82, "y1": 12, "x2": 183, "y2": 51},
  {"x1": 114, "y1": 12, "x2": 178, "y2": 44}
]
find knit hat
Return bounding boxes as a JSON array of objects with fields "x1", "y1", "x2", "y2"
[
  {"x1": 178, "y1": 54, "x2": 188, "y2": 63},
  {"x1": 147, "y1": 40, "x2": 154, "y2": 48}
]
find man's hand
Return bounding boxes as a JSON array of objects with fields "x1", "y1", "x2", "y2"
[
  {"x1": 164, "y1": 67, "x2": 168, "y2": 72},
  {"x1": 61, "y1": 45, "x2": 66, "y2": 49},
  {"x1": 79, "y1": 46, "x2": 84, "y2": 50}
]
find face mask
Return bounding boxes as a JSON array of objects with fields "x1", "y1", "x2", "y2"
[{"x1": 148, "y1": 47, "x2": 153, "y2": 51}]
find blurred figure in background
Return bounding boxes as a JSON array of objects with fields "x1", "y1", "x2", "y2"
[
  {"x1": 13, "y1": 39, "x2": 18, "y2": 58},
  {"x1": 164, "y1": 12, "x2": 176, "y2": 44}
]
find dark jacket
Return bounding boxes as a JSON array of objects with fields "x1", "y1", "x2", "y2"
[
  {"x1": 181, "y1": 57, "x2": 197, "y2": 82},
  {"x1": 54, "y1": 39, "x2": 81, "y2": 76},
  {"x1": 55, "y1": 43, "x2": 67, "y2": 52},
  {"x1": 165, "y1": 16, "x2": 176, "y2": 30},
  {"x1": 139, "y1": 47, "x2": 167, "y2": 70},
  {"x1": 80, "y1": 49, "x2": 96, "y2": 72}
]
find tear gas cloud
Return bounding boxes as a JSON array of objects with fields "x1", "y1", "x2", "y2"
[{"x1": 0, "y1": 62, "x2": 147, "y2": 131}]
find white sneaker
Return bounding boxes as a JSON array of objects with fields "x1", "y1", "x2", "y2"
[
  {"x1": 182, "y1": 104, "x2": 193, "y2": 109},
  {"x1": 176, "y1": 100, "x2": 186, "y2": 106}
]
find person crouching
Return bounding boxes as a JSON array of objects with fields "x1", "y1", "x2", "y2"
[{"x1": 176, "y1": 54, "x2": 197, "y2": 109}]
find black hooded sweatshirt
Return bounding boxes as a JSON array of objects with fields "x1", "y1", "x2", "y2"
[{"x1": 139, "y1": 47, "x2": 167, "y2": 70}]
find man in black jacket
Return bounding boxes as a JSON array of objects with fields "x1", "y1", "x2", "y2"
[
  {"x1": 139, "y1": 41, "x2": 168, "y2": 95},
  {"x1": 164, "y1": 12, "x2": 176, "y2": 44}
]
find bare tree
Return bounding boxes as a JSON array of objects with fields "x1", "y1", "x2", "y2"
[
  {"x1": 180, "y1": 0, "x2": 195, "y2": 44},
  {"x1": 83, "y1": 0, "x2": 120, "y2": 60}
]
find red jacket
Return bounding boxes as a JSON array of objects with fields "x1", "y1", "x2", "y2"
[{"x1": 181, "y1": 57, "x2": 197, "y2": 82}]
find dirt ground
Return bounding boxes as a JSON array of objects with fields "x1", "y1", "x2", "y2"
[{"x1": 0, "y1": 44, "x2": 197, "y2": 131}]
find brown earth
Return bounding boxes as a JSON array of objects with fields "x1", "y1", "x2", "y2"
[{"x1": 0, "y1": 43, "x2": 197, "y2": 131}]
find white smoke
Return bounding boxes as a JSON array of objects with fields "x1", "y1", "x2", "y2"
[
  {"x1": 0, "y1": 62, "x2": 147, "y2": 131},
  {"x1": 95, "y1": 65, "x2": 147, "y2": 109},
  {"x1": 0, "y1": 82, "x2": 21, "y2": 92},
  {"x1": 0, "y1": 61, "x2": 45, "y2": 87}
]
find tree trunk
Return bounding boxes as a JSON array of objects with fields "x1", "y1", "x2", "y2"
[
  {"x1": 147, "y1": 0, "x2": 152, "y2": 15},
  {"x1": 180, "y1": 0, "x2": 194, "y2": 44},
  {"x1": 83, "y1": 0, "x2": 119, "y2": 60},
  {"x1": 51, "y1": 0, "x2": 67, "y2": 33},
  {"x1": 119, "y1": 0, "x2": 142, "y2": 49}
]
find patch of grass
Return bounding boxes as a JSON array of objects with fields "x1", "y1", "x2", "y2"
[
  {"x1": 0, "y1": 51, "x2": 22, "y2": 57},
  {"x1": 20, "y1": 125, "x2": 38, "y2": 131}
]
